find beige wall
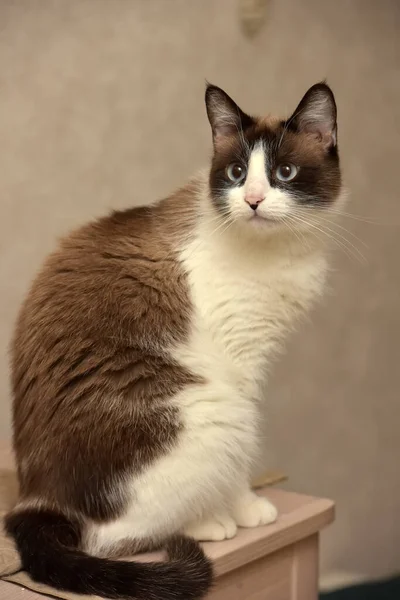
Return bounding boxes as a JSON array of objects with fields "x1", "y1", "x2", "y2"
[{"x1": 1, "y1": 0, "x2": 399, "y2": 582}]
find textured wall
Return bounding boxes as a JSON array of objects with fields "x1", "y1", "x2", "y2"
[{"x1": 0, "y1": 0, "x2": 399, "y2": 581}]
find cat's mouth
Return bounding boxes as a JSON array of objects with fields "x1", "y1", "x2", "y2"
[{"x1": 246, "y1": 212, "x2": 279, "y2": 226}]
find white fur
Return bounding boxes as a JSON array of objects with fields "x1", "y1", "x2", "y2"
[
  {"x1": 85, "y1": 164, "x2": 330, "y2": 554},
  {"x1": 243, "y1": 141, "x2": 270, "y2": 202}
]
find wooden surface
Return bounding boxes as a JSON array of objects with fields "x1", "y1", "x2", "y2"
[
  {"x1": 0, "y1": 442, "x2": 334, "y2": 600},
  {"x1": 210, "y1": 534, "x2": 320, "y2": 600}
]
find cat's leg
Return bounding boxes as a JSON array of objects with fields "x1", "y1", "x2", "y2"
[
  {"x1": 232, "y1": 487, "x2": 278, "y2": 528},
  {"x1": 184, "y1": 513, "x2": 237, "y2": 542},
  {"x1": 183, "y1": 486, "x2": 278, "y2": 540}
]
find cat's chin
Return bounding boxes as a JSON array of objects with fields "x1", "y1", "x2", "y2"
[
  {"x1": 241, "y1": 213, "x2": 283, "y2": 233},
  {"x1": 248, "y1": 214, "x2": 277, "y2": 225}
]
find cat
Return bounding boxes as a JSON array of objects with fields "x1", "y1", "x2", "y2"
[{"x1": 5, "y1": 82, "x2": 342, "y2": 600}]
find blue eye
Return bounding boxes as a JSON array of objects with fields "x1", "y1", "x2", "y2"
[
  {"x1": 276, "y1": 164, "x2": 298, "y2": 182},
  {"x1": 226, "y1": 163, "x2": 246, "y2": 183}
]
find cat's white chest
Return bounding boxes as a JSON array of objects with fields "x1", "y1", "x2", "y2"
[{"x1": 180, "y1": 232, "x2": 326, "y2": 392}]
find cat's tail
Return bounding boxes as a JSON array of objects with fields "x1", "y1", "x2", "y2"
[{"x1": 5, "y1": 508, "x2": 213, "y2": 600}]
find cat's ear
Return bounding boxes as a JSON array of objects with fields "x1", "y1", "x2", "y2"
[
  {"x1": 289, "y1": 82, "x2": 337, "y2": 148},
  {"x1": 205, "y1": 83, "x2": 254, "y2": 148}
]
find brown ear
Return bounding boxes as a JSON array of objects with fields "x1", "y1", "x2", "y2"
[
  {"x1": 205, "y1": 84, "x2": 254, "y2": 148},
  {"x1": 289, "y1": 82, "x2": 338, "y2": 148}
]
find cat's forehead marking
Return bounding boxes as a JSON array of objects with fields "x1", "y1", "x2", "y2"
[{"x1": 247, "y1": 142, "x2": 267, "y2": 180}]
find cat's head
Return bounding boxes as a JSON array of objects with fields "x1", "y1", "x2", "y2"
[{"x1": 205, "y1": 83, "x2": 342, "y2": 235}]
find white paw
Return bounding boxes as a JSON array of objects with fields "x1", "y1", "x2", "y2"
[
  {"x1": 233, "y1": 493, "x2": 278, "y2": 528},
  {"x1": 184, "y1": 514, "x2": 238, "y2": 542}
]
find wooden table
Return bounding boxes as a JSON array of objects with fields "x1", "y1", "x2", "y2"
[{"x1": 0, "y1": 443, "x2": 334, "y2": 600}]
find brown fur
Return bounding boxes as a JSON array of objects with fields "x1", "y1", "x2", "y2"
[{"x1": 10, "y1": 181, "x2": 203, "y2": 522}]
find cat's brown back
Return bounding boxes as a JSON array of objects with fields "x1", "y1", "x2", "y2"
[{"x1": 11, "y1": 181, "x2": 202, "y2": 521}]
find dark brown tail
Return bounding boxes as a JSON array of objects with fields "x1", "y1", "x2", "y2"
[{"x1": 5, "y1": 508, "x2": 213, "y2": 600}]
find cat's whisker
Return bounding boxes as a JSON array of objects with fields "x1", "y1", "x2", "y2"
[
  {"x1": 288, "y1": 212, "x2": 366, "y2": 264},
  {"x1": 292, "y1": 208, "x2": 369, "y2": 253},
  {"x1": 284, "y1": 214, "x2": 327, "y2": 251},
  {"x1": 298, "y1": 224, "x2": 356, "y2": 262},
  {"x1": 279, "y1": 215, "x2": 310, "y2": 250},
  {"x1": 208, "y1": 215, "x2": 234, "y2": 239},
  {"x1": 294, "y1": 212, "x2": 367, "y2": 263},
  {"x1": 324, "y1": 206, "x2": 383, "y2": 225},
  {"x1": 308, "y1": 212, "x2": 369, "y2": 248},
  {"x1": 289, "y1": 212, "x2": 355, "y2": 255},
  {"x1": 181, "y1": 210, "x2": 233, "y2": 263}
]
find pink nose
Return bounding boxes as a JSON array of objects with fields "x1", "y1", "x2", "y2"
[{"x1": 245, "y1": 195, "x2": 264, "y2": 211}]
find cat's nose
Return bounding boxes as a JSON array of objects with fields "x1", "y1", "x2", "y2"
[{"x1": 245, "y1": 195, "x2": 264, "y2": 211}]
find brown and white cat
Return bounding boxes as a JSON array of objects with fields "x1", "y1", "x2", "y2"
[{"x1": 5, "y1": 83, "x2": 341, "y2": 600}]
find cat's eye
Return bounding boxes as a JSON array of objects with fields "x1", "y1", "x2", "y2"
[
  {"x1": 226, "y1": 163, "x2": 246, "y2": 183},
  {"x1": 276, "y1": 164, "x2": 298, "y2": 182}
]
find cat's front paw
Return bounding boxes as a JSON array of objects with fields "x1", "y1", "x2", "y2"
[
  {"x1": 184, "y1": 514, "x2": 237, "y2": 542},
  {"x1": 233, "y1": 492, "x2": 278, "y2": 528}
]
